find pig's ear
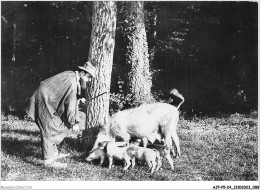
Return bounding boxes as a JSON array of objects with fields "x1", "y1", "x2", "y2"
[
  {"x1": 98, "y1": 142, "x2": 107, "y2": 149},
  {"x1": 98, "y1": 142, "x2": 103, "y2": 147}
]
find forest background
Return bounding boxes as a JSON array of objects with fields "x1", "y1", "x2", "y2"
[{"x1": 1, "y1": 1, "x2": 258, "y2": 117}]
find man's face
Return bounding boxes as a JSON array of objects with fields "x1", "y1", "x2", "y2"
[
  {"x1": 81, "y1": 71, "x2": 93, "y2": 82},
  {"x1": 79, "y1": 72, "x2": 93, "y2": 98}
]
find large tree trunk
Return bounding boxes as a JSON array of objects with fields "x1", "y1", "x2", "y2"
[
  {"x1": 148, "y1": 3, "x2": 158, "y2": 65},
  {"x1": 125, "y1": 1, "x2": 153, "y2": 104},
  {"x1": 82, "y1": 1, "x2": 117, "y2": 149}
]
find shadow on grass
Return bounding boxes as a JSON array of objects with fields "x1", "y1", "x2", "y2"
[
  {"x1": 1, "y1": 129, "x2": 40, "y2": 137},
  {"x1": 1, "y1": 137, "x2": 42, "y2": 159},
  {"x1": 1, "y1": 134, "x2": 88, "y2": 166},
  {"x1": 61, "y1": 137, "x2": 84, "y2": 152}
]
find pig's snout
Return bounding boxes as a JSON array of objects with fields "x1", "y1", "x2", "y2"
[
  {"x1": 85, "y1": 156, "x2": 92, "y2": 161},
  {"x1": 85, "y1": 152, "x2": 95, "y2": 161}
]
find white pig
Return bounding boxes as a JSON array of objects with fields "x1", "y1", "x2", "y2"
[
  {"x1": 127, "y1": 145, "x2": 162, "y2": 173},
  {"x1": 147, "y1": 143, "x2": 175, "y2": 170},
  {"x1": 96, "y1": 141, "x2": 134, "y2": 170},
  {"x1": 91, "y1": 89, "x2": 184, "y2": 171},
  {"x1": 92, "y1": 103, "x2": 181, "y2": 159},
  {"x1": 85, "y1": 148, "x2": 106, "y2": 165}
]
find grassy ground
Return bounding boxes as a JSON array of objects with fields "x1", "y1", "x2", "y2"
[{"x1": 1, "y1": 112, "x2": 258, "y2": 181}]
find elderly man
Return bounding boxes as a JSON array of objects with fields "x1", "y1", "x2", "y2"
[{"x1": 26, "y1": 62, "x2": 96, "y2": 168}]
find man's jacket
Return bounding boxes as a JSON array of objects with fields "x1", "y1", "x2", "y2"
[{"x1": 26, "y1": 71, "x2": 80, "y2": 142}]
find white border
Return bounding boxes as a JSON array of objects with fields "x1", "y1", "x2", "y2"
[{"x1": 1, "y1": 181, "x2": 260, "y2": 190}]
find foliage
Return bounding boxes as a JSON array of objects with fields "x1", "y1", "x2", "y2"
[
  {"x1": 109, "y1": 93, "x2": 144, "y2": 114},
  {"x1": 1, "y1": 1, "x2": 258, "y2": 116},
  {"x1": 1, "y1": 112, "x2": 258, "y2": 181},
  {"x1": 147, "y1": 2, "x2": 258, "y2": 114}
]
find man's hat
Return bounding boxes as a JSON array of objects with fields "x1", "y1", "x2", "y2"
[{"x1": 78, "y1": 62, "x2": 96, "y2": 77}]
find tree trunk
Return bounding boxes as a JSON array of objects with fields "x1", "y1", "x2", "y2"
[
  {"x1": 125, "y1": 1, "x2": 153, "y2": 104},
  {"x1": 148, "y1": 5, "x2": 158, "y2": 65},
  {"x1": 12, "y1": 13, "x2": 16, "y2": 62},
  {"x1": 83, "y1": 1, "x2": 117, "y2": 149}
]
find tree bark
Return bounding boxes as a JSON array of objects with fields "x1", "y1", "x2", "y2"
[
  {"x1": 125, "y1": 1, "x2": 153, "y2": 104},
  {"x1": 83, "y1": 1, "x2": 117, "y2": 149},
  {"x1": 148, "y1": 5, "x2": 158, "y2": 65},
  {"x1": 12, "y1": 13, "x2": 16, "y2": 62}
]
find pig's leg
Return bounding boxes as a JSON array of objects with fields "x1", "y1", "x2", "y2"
[
  {"x1": 155, "y1": 156, "x2": 162, "y2": 171},
  {"x1": 123, "y1": 157, "x2": 131, "y2": 171},
  {"x1": 108, "y1": 156, "x2": 113, "y2": 169},
  {"x1": 155, "y1": 162, "x2": 161, "y2": 171},
  {"x1": 165, "y1": 153, "x2": 174, "y2": 170},
  {"x1": 165, "y1": 134, "x2": 175, "y2": 157},
  {"x1": 146, "y1": 160, "x2": 153, "y2": 172},
  {"x1": 150, "y1": 160, "x2": 156, "y2": 173},
  {"x1": 100, "y1": 156, "x2": 105, "y2": 165},
  {"x1": 171, "y1": 131, "x2": 180, "y2": 157},
  {"x1": 131, "y1": 158, "x2": 136, "y2": 169},
  {"x1": 142, "y1": 137, "x2": 148, "y2": 148}
]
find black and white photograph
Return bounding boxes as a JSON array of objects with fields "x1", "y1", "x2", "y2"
[{"x1": 1, "y1": 1, "x2": 258, "y2": 189}]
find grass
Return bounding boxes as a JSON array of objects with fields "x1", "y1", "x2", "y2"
[{"x1": 1, "y1": 112, "x2": 258, "y2": 181}]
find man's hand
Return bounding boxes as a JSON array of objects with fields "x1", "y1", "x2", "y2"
[{"x1": 72, "y1": 124, "x2": 80, "y2": 133}]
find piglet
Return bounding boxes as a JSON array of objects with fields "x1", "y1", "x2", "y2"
[
  {"x1": 105, "y1": 142, "x2": 134, "y2": 170},
  {"x1": 127, "y1": 145, "x2": 162, "y2": 173},
  {"x1": 85, "y1": 148, "x2": 106, "y2": 165}
]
